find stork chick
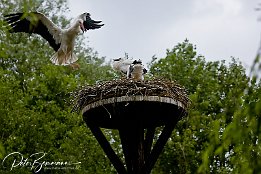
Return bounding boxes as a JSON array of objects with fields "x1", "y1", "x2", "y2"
[
  {"x1": 112, "y1": 57, "x2": 134, "y2": 77},
  {"x1": 129, "y1": 60, "x2": 147, "y2": 81}
]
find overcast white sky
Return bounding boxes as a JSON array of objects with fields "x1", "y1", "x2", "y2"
[{"x1": 68, "y1": 0, "x2": 261, "y2": 69}]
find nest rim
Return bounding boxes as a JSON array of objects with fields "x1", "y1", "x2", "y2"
[
  {"x1": 72, "y1": 78, "x2": 191, "y2": 113},
  {"x1": 81, "y1": 95, "x2": 186, "y2": 114}
]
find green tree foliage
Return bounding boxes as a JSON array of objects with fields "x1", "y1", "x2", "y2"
[
  {"x1": 149, "y1": 40, "x2": 260, "y2": 173},
  {"x1": 0, "y1": 0, "x2": 115, "y2": 173},
  {"x1": 1, "y1": 0, "x2": 260, "y2": 173}
]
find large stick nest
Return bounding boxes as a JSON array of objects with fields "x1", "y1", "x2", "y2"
[{"x1": 71, "y1": 78, "x2": 191, "y2": 113}]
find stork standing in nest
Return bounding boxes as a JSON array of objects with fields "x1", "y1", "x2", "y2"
[
  {"x1": 3, "y1": 12, "x2": 104, "y2": 66},
  {"x1": 129, "y1": 60, "x2": 147, "y2": 81},
  {"x1": 112, "y1": 58, "x2": 147, "y2": 80},
  {"x1": 112, "y1": 57, "x2": 135, "y2": 77}
]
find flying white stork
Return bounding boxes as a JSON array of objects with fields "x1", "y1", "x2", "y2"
[
  {"x1": 129, "y1": 60, "x2": 147, "y2": 81},
  {"x1": 3, "y1": 12, "x2": 104, "y2": 65}
]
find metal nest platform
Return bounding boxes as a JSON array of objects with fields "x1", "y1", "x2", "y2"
[{"x1": 72, "y1": 78, "x2": 191, "y2": 129}]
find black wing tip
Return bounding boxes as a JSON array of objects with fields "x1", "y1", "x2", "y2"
[
  {"x1": 93, "y1": 20, "x2": 103, "y2": 24},
  {"x1": 83, "y1": 21, "x2": 104, "y2": 30},
  {"x1": 3, "y1": 13, "x2": 22, "y2": 17},
  {"x1": 83, "y1": 13, "x2": 104, "y2": 30},
  {"x1": 3, "y1": 12, "x2": 42, "y2": 34},
  {"x1": 3, "y1": 12, "x2": 40, "y2": 19},
  {"x1": 93, "y1": 23, "x2": 104, "y2": 28},
  {"x1": 3, "y1": 13, "x2": 21, "y2": 32},
  {"x1": 143, "y1": 68, "x2": 148, "y2": 74}
]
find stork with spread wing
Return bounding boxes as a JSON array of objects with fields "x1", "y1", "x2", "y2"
[{"x1": 4, "y1": 12, "x2": 104, "y2": 65}]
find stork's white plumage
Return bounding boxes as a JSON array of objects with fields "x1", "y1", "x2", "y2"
[
  {"x1": 112, "y1": 58, "x2": 135, "y2": 77},
  {"x1": 4, "y1": 12, "x2": 103, "y2": 65}
]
